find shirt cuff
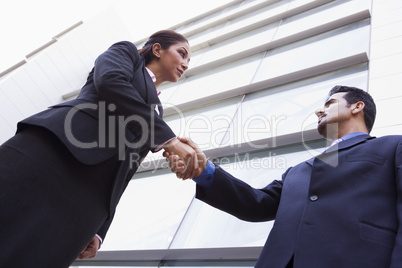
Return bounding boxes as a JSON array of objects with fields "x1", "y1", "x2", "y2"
[
  {"x1": 95, "y1": 234, "x2": 103, "y2": 249},
  {"x1": 155, "y1": 137, "x2": 176, "y2": 152},
  {"x1": 193, "y1": 160, "x2": 216, "y2": 190}
]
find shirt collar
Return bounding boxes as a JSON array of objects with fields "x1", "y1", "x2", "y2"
[
  {"x1": 145, "y1": 67, "x2": 156, "y2": 82},
  {"x1": 340, "y1": 132, "x2": 367, "y2": 141}
]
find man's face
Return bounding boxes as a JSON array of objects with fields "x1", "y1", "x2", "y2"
[{"x1": 315, "y1": 92, "x2": 352, "y2": 138}]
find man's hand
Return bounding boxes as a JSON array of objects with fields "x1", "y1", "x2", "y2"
[
  {"x1": 164, "y1": 137, "x2": 207, "y2": 179},
  {"x1": 163, "y1": 137, "x2": 199, "y2": 179},
  {"x1": 78, "y1": 236, "x2": 100, "y2": 259}
]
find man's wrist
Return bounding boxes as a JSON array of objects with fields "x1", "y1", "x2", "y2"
[{"x1": 193, "y1": 160, "x2": 215, "y2": 182}]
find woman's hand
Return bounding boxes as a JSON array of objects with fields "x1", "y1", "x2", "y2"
[
  {"x1": 78, "y1": 236, "x2": 100, "y2": 260},
  {"x1": 163, "y1": 137, "x2": 207, "y2": 179}
]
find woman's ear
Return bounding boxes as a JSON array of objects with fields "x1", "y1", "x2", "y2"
[
  {"x1": 152, "y1": 43, "x2": 162, "y2": 59},
  {"x1": 351, "y1": 101, "x2": 365, "y2": 114}
]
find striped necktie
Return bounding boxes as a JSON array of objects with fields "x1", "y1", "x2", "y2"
[{"x1": 331, "y1": 138, "x2": 343, "y2": 147}]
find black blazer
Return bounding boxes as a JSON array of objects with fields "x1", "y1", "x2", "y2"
[
  {"x1": 17, "y1": 41, "x2": 176, "y2": 239},
  {"x1": 197, "y1": 134, "x2": 402, "y2": 267}
]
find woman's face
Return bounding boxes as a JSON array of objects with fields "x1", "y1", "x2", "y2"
[{"x1": 157, "y1": 41, "x2": 191, "y2": 83}]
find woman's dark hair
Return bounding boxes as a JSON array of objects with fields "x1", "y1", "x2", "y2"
[
  {"x1": 328, "y1": 85, "x2": 376, "y2": 133},
  {"x1": 138, "y1": 30, "x2": 189, "y2": 65}
]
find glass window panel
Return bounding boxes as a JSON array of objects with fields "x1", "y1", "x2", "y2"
[
  {"x1": 193, "y1": 23, "x2": 280, "y2": 68},
  {"x1": 170, "y1": 141, "x2": 326, "y2": 249},
  {"x1": 100, "y1": 169, "x2": 195, "y2": 251},
  {"x1": 187, "y1": 24, "x2": 226, "y2": 48},
  {"x1": 158, "y1": 83, "x2": 181, "y2": 105},
  {"x1": 372, "y1": 125, "x2": 402, "y2": 138},
  {"x1": 237, "y1": 0, "x2": 276, "y2": 11},
  {"x1": 186, "y1": 45, "x2": 210, "y2": 69},
  {"x1": 287, "y1": 0, "x2": 324, "y2": 9},
  {"x1": 142, "y1": 69, "x2": 367, "y2": 164},
  {"x1": 141, "y1": 96, "x2": 242, "y2": 164},
  {"x1": 164, "y1": 96, "x2": 242, "y2": 151},
  {"x1": 0, "y1": 115, "x2": 14, "y2": 144},
  {"x1": 288, "y1": 0, "x2": 370, "y2": 10},
  {"x1": 0, "y1": 86, "x2": 26, "y2": 128},
  {"x1": 219, "y1": 0, "x2": 290, "y2": 36},
  {"x1": 0, "y1": 78, "x2": 37, "y2": 118},
  {"x1": 167, "y1": 53, "x2": 263, "y2": 106},
  {"x1": 182, "y1": 0, "x2": 274, "y2": 35},
  {"x1": 178, "y1": 1, "x2": 241, "y2": 34},
  {"x1": 369, "y1": 73, "x2": 402, "y2": 101},
  {"x1": 373, "y1": 96, "x2": 402, "y2": 129},
  {"x1": 186, "y1": 0, "x2": 289, "y2": 48},
  {"x1": 221, "y1": 65, "x2": 368, "y2": 147},
  {"x1": 274, "y1": 0, "x2": 371, "y2": 40},
  {"x1": 252, "y1": 20, "x2": 370, "y2": 84}
]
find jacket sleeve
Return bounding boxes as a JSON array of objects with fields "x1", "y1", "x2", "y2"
[
  {"x1": 390, "y1": 140, "x2": 402, "y2": 267},
  {"x1": 93, "y1": 41, "x2": 175, "y2": 151},
  {"x1": 196, "y1": 164, "x2": 288, "y2": 222},
  {"x1": 96, "y1": 211, "x2": 115, "y2": 242}
]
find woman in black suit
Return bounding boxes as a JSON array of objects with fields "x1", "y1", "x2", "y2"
[{"x1": 0, "y1": 30, "x2": 200, "y2": 267}]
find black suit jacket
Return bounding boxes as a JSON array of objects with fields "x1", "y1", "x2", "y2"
[
  {"x1": 197, "y1": 134, "x2": 402, "y2": 267},
  {"x1": 17, "y1": 41, "x2": 176, "y2": 239}
]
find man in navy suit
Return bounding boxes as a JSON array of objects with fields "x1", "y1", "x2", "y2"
[{"x1": 167, "y1": 85, "x2": 402, "y2": 267}]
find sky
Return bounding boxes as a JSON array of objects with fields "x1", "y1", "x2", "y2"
[{"x1": 0, "y1": 0, "x2": 233, "y2": 74}]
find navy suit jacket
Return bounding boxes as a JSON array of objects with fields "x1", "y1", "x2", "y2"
[
  {"x1": 17, "y1": 41, "x2": 176, "y2": 239},
  {"x1": 196, "y1": 134, "x2": 402, "y2": 267}
]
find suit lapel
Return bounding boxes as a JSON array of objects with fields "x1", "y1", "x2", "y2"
[
  {"x1": 142, "y1": 67, "x2": 163, "y2": 118},
  {"x1": 305, "y1": 134, "x2": 374, "y2": 167},
  {"x1": 324, "y1": 134, "x2": 373, "y2": 154}
]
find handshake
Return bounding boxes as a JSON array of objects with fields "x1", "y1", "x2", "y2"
[{"x1": 162, "y1": 137, "x2": 207, "y2": 180}]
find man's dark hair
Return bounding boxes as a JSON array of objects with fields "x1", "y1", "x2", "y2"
[{"x1": 329, "y1": 85, "x2": 376, "y2": 133}]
